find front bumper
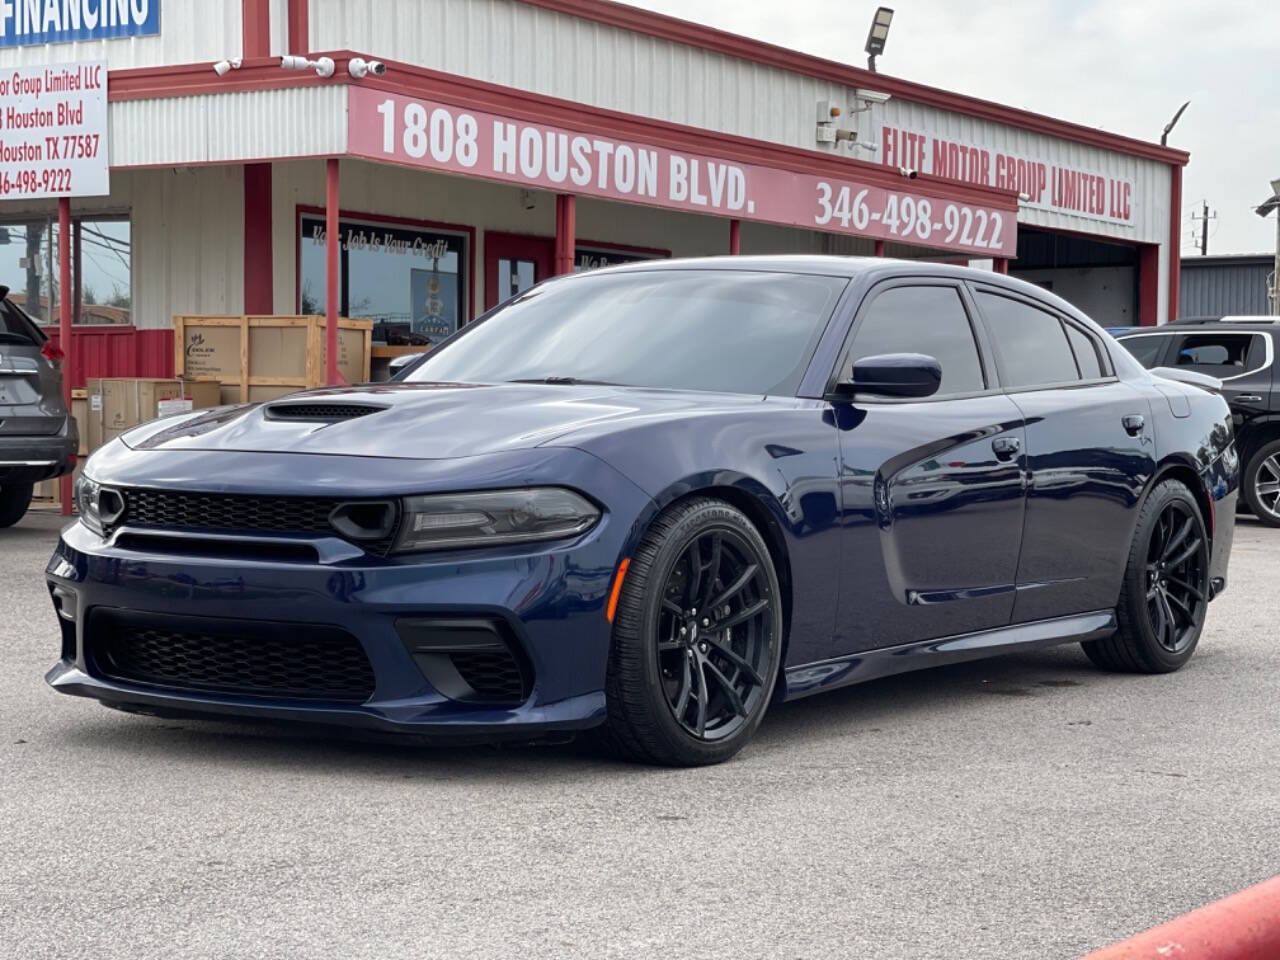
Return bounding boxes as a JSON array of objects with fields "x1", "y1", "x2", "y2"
[
  {"x1": 0, "y1": 429, "x2": 76, "y2": 483},
  {"x1": 44, "y1": 449, "x2": 652, "y2": 737}
]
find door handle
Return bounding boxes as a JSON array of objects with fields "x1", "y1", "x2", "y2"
[
  {"x1": 1231, "y1": 395, "x2": 1263, "y2": 404},
  {"x1": 1122, "y1": 414, "x2": 1145, "y2": 436},
  {"x1": 992, "y1": 436, "x2": 1020, "y2": 460}
]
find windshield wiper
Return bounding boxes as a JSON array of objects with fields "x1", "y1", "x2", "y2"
[{"x1": 507, "y1": 377, "x2": 619, "y2": 386}]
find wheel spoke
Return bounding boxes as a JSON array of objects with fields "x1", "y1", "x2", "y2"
[
  {"x1": 1157, "y1": 591, "x2": 1178, "y2": 647},
  {"x1": 661, "y1": 597, "x2": 683, "y2": 617},
  {"x1": 693, "y1": 659, "x2": 708, "y2": 737},
  {"x1": 709, "y1": 563, "x2": 758, "y2": 609},
  {"x1": 1160, "y1": 516, "x2": 1194, "y2": 562},
  {"x1": 1152, "y1": 592, "x2": 1168, "y2": 645},
  {"x1": 1165, "y1": 576, "x2": 1204, "y2": 602},
  {"x1": 705, "y1": 636, "x2": 765, "y2": 686},
  {"x1": 698, "y1": 533, "x2": 722, "y2": 610},
  {"x1": 672, "y1": 654, "x2": 693, "y2": 718},
  {"x1": 1164, "y1": 588, "x2": 1196, "y2": 625},
  {"x1": 703, "y1": 659, "x2": 747, "y2": 718},
  {"x1": 1166, "y1": 537, "x2": 1202, "y2": 570},
  {"x1": 719, "y1": 597, "x2": 771, "y2": 631},
  {"x1": 685, "y1": 544, "x2": 703, "y2": 608}
]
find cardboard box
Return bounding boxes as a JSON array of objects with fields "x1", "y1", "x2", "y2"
[{"x1": 85, "y1": 377, "x2": 223, "y2": 452}]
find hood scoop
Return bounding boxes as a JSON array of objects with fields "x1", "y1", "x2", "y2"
[{"x1": 264, "y1": 402, "x2": 389, "y2": 423}]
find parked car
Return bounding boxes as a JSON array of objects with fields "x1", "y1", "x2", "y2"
[
  {"x1": 47, "y1": 258, "x2": 1237, "y2": 766},
  {"x1": 0, "y1": 287, "x2": 78, "y2": 527},
  {"x1": 1115, "y1": 318, "x2": 1280, "y2": 526}
]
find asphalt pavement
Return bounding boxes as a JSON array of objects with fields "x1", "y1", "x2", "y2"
[{"x1": 2, "y1": 509, "x2": 1277, "y2": 959}]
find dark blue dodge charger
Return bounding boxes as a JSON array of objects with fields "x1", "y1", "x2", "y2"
[{"x1": 47, "y1": 258, "x2": 1238, "y2": 765}]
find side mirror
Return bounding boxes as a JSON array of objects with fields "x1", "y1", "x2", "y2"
[
  {"x1": 388, "y1": 352, "x2": 428, "y2": 379},
  {"x1": 842, "y1": 353, "x2": 941, "y2": 398}
]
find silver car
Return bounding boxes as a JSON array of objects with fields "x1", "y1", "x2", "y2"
[{"x1": 0, "y1": 287, "x2": 77, "y2": 526}]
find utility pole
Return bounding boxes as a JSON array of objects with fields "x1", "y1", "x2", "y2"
[{"x1": 1194, "y1": 201, "x2": 1216, "y2": 256}]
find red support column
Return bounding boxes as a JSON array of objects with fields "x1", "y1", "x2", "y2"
[
  {"x1": 325, "y1": 158, "x2": 341, "y2": 386},
  {"x1": 994, "y1": 258, "x2": 1010, "y2": 274},
  {"x1": 873, "y1": 239, "x2": 885, "y2": 257},
  {"x1": 243, "y1": 164, "x2": 273, "y2": 314},
  {"x1": 72, "y1": 221, "x2": 82, "y2": 327},
  {"x1": 1137, "y1": 244, "x2": 1159, "y2": 327},
  {"x1": 729, "y1": 218, "x2": 741, "y2": 255},
  {"x1": 554, "y1": 194, "x2": 577, "y2": 275},
  {"x1": 57, "y1": 197, "x2": 73, "y2": 516},
  {"x1": 1168, "y1": 164, "x2": 1183, "y2": 323},
  {"x1": 286, "y1": 0, "x2": 310, "y2": 55},
  {"x1": 241, "y1": 0, "x2": 271, "y2": 58}
]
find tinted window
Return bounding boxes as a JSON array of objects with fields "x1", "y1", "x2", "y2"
[
  {"x1": 1064, "y1": 323, "x2": 1104, "y2": 379},
  {"x1": 0, "y1": 300, "x2": 38, "y2": 344},
  {"x1": 1172, "y1": 333, "x2": 1262, "y2": 377},
  {"x1": 847, "y1": 285, "x2": 985, "y2": 395},
  {"x1": 407, "y1": 269, "x2": 847, "y2": 396},
  {"x1": 978, "y1": 293, "x2": 1079, "y2": 387},
  {"x1": 1118, "y1": 335, "x2": 1168, "y2": 369}
]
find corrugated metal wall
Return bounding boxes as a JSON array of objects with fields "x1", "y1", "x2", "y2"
[
  {"x1": 1180, "y1": 258, "x2": 1275, "y2": 318},
  {"x1": 0, "y1": 3, "x2": 243, "y2": 70},
  {"x1": 40, "y1": 327, "x2": 173, "y2": 387}
]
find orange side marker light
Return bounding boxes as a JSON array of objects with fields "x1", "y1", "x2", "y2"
[{"x1": 606, "y1": 557, "x2": 631, "y2": 622}]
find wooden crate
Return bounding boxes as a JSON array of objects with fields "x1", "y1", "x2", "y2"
[{"x1": 174, "y1": 315, "x2": 373, "y2": 404}]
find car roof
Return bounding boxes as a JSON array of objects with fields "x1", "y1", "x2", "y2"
[{"x1": 1117, "y1": 324, "x2": 1279, "y2": 336}]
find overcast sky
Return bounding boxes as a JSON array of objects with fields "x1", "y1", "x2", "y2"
[{"x1": 627, "y1": 0, "x2": 1280, "y2": 257}]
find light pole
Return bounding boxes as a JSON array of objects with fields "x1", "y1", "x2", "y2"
[{"x1": 1257, "y1": 177, "x2": 1280, "y2": 316}]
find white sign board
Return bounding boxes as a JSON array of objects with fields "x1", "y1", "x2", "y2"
[{"x1": 0, "y1": 60, "x2": 108, "y2": 199}]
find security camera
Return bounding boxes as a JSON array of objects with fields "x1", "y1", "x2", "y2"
[
  {"x1": 349, "y1": 58, "x2": 387, "y2": 79},
  {"x1": 1017, "y1": 191, "x2": 1032, "y2": 202},
  {"x1": 281, "y1": 55, "x2": 335, "y2": 78},
  {"x1": 898, "y1": 166, "x2": 918, "y2": 179},
  {"x1": 212, "y1": 57, "x2": 242, "y2": 76},
  {"x1": 855, "y1": 88, "x2": 892, "y2": 105}
]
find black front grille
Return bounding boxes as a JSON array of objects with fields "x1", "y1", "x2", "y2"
[
  {"x1": 265, "y1": 403, "x2": 387, "y2": 421},
  {"x1": 90, "y1": 612, "x2": 375, "y2": 703},
  {"x1": 109, "y1": 488, "x2": 398, "y2": 556},
  {"x1": 449, "y1": 651, "x2": 527, "y2": 702}
]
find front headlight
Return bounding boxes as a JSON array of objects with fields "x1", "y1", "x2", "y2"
[
  {"x1": 74, "y1": 473, "x2": 103, "y2": 535},
  {"x1": 393, "y1": 487, "x2": 600, "y2": 553}
]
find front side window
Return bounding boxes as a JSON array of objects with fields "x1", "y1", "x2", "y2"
[
  {"x1": 1171, "y1": 333, "x2": 1263, "y2": 377},
  {"x1": 1117, "y1": 334, "x2": 1168, "y2": 369},
  {"x1": 407, "y1": 269, "x2": 847, "y2": 396},
  {"x1": 847, "y1": 285, "x2": 985, "y2": 396},
  {"x1": 978, "y1": 292, "x2": 1079, "y2": 388}
]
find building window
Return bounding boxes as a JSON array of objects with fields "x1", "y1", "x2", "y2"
[
  {"x1": 299, "y1": 211, "x2": 468, "y2": 346},
  {"x1": 0, "y1": 215, "x2": 131, "y2": 325}
]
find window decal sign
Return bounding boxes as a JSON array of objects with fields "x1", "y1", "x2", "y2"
[
  {"x1": 348, "y1": 87, "x2": 1016, "y2": 257},
  {"x1": 0, "y1": 0, "x2": 160, "y2": 47},
  {"x1": 0, "y1": 60, "x2": 108, "y2": 198}
]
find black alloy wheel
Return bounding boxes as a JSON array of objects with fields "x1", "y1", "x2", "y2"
[
  {"x1": 655, "y1": 528, "x2": 775, "y2": 742},
  {"x1": 1083, "y1": 479, "x2": 1210, "y2": 674},
  {"x1": 1243, "y1": 440, "x2": 1280, "y2": 528},
  {"x1": 1142, "y1": 499, "x2": 1208, "y2": 655},
  {"x1": 602, "y1": 497, "x2": 784, "y2": 766}
]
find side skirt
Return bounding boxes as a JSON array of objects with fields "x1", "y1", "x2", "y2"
[{"x1": 782, "y1": 609, "x2": 1117, "y2": 701}]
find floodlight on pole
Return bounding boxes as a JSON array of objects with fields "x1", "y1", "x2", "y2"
[
  {"x1": 1257, "y1": 176, "x2": 1280, "y2": 316},
  {"x1": 865, "y1": 7, "x2": 894, "y2": 72}
]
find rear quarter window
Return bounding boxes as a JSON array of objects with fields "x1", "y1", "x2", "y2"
[
  {"x1": 1117, "y1": 334, "x2": 1168, "y2": 369},
  {"x1": 0, "y1": 300, "x2": 40, "y2": 344}
]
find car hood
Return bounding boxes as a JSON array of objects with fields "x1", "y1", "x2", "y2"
[{"x1": 120, "y1": 381, "x2": 775, "y2": 459}]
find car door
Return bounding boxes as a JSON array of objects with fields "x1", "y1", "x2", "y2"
[
  {"x1": 971, "y1": 286, "x2": 1154, "y2": 623},
  {"x1": 831, "y1": 279, "x2": 1028, "y2": 654},
  {"x1": 1163, "y1": 329, "x2": 1273, "y2": 432}
]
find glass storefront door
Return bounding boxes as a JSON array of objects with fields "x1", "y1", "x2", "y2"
[{"x1": 484, "y1": 233, "x2": 554, "y2": 311}]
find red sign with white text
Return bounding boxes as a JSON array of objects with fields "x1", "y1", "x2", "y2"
[{"x1": 348, "y1": 87, "x2": 1016, "y2": 257}]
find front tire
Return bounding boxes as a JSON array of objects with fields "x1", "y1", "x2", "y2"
[
  {"x1": 1242, "y1": 439, "x2": 1280, "y2": 528},
  {"x1": 1083, "y1": 479, "x2": 1210, "y2": 673},
  {"x1": 0, "y1": 482, "x2": 33, "y2": 528},
  {"x1": 602, "y1": 497, "x2": 783, "y2": 766}
]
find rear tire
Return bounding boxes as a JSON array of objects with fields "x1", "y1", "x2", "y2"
[
  {"x1": 1242, "y1": 439, "x2": 1280, "y2": 528},
  {"x1": 1083, "y1": 479, "x2": 1209, "y2": 673},
  {"x1": 601, "y1": 497, "x2": 783, "y2": 766},
  {"x1": 0, "y1": 482, "x2": 33, "y2": 528}
]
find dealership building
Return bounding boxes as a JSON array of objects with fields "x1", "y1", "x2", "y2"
[{"x1": 0, "y1": 0, "x2": 1190, "y2": 384}]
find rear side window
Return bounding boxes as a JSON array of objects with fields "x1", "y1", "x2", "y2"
[
  {"x1": 848, "y1": 285, "x2": 986, "y2": 396},
  {"x1": 977, "y1": 292, "x2": 1078, "y2": 388},
  {"x1": 1171, "y1": 333, "x2": 1264, "y2": 377},
  {"x1": 0, "y1": 300, "x2": 39, "y2": 344},
  {"x1": 1064, "y1": 323, "x2": 1105, "y2": 379},
  {"x1": 1118, "y1": 335, "x2": 1168, "y2": 369}
]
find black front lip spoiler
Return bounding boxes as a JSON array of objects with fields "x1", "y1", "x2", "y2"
[{"x1": 45, "y1": 660, "x2": 606, "y2": 743}]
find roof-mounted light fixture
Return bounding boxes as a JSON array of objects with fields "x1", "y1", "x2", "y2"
[{"x1": 864, "y1": 7, "x2": 894, "y2": 72}]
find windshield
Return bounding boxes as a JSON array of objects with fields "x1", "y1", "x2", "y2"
[{"x1": 406, "y1": 269, "x2": 848, "y2": 396}]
